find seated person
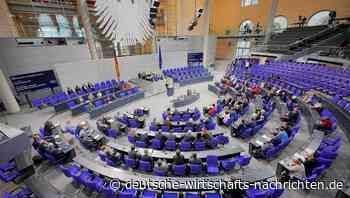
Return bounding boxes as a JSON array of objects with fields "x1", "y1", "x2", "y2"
[
  {"x1": 312, "y1": 102, "x2": 324, "y2": 114},
  {"x1": 222, "y1": 112, "x2": 231, "y2": 124},
  {"x1": 87, "y1": 82, "x2": 95, "y2": 90},
  {"x1": 303, "y1": 152, "x2": 318, "y2": 177},
  {"x1": 202, "y1": 128, "x2": 212, "y2": 140},
  {"x1": 139, "y1": 133, "x2": 150, "y2": 145},
  {"x1": 194, "y1": 133, "x2": 204, "y2": 144},
  {"x1": 231, "y1": 119, "x2": 247, "y2": 136},
  {"x1": 280, "y1": 108, "x2": 299, "y2": 126},
  {"x1": 189, "y1": 153, "x2": 201, "y2": 164},
  {"x1": 155, "y1": 131, "x2": 166, "y2": 142},
  {"x1": 315, "y1": 117, "x2": 333, "y2": 132},
  {"x1": 289, "y1": 158, "x2": 306, "y2": 178},
  {"x1": 128, "y1": 145, "x2": 140, "y2": 160},
  {"x1": 43, "y1": 120, "x2": 58, "y2": 137},
  {"x1": 45, "y1": 142, "x2": 64, "y2": 157},
  {"x1": 154, "y1": 159, "x2": 169, "y2": 174},
  {"x1": 272, "y1": 128, "x2": 289, "y2": 145},
  {"x1": 173, "y1": 149, "x2": 185, "y2": 165},
  {"x1": 81, "y1": 83, "x2": 89, "y2": 92},
  {"x1": 141, "y1": 150, "x2": 153, "y2": 163},
  {"x1": 166, "y1": 131, "x2": 176, "y2": 141},
  {"x1": 208, "y1": 104, "x2": 217, "y2": 115},
  {"x1": 74, "y1": 85, "x2": 81, "y2": 93},
  {"x1": 66, "y1": 87, "x2": 74, "y2": 95},
  {"x1": 106, "y1": 149, "x2": 122, "y2": 165}
]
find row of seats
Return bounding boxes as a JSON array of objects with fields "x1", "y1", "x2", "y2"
[
  {"x1": 149, "y1": 119, "x2": 216, "y2": 133},
  {"x1": 68, "y1": 86, "x2": 140, "y2": 110},
  {"x1": 247, "y1": 61, "x2": 350, "y2": 96},
  {"x1": 128, "y1": 134, "x2": 229, "y2": 151},
  {"x1": 333, "y1": 95, "x2": 350, "y2": 114},
  {"x1": 2, "y1": 186, "x2": 34, "y2": 198},
  {"x1": 162, "y1": 109, "x2": 201, "y2": 122},
  {"x1": 297, "y1": 136, "x2": 342, "y2": 182},
  {"x1": 32, "y1": 79, "x2": 125, "y2": 109},
  {"x1": 99, "y1": 153, "x2": 251, "y2": 176},
  {"x1": 235, "y1": 100, "x2": 275, "y2": 139},
  {"x1": 0, "y1": 160, "x2": 22, "y2": 183},
  {"x1": 163, "y1": 66, "x2": 212, "y2": 85},
  {"x1": 60, "y1": 163, "x2": 284, "y2": 198}
]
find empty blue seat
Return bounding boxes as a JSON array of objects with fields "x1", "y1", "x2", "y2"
[
  {"x1": 221, "y1": 158, "x2": 237, "y2": 171},
  {"x1": 151, "y1": 138, "x2": 163, "y2": 150},
  {"x1": 207, "y1": 155, "x2": 219, "y2": 174},
  {"x1": 237, "y1": 155, "x2": 251, "y2": 167},
  {"x1": 142, "y1": 190, "x2": 158, "y2": 198},
  {"x1": 194, "y1": 141, "x2": 206, "y2": 151},
  {"x1": 189, "y1": 163, "x2": 203, "y2": 175},
  {"x1": 204, "y1": 192, "x2": 221, "y2": 198},
  {"x1": 125, "y1": 157, "x2": 138, "y2": 169},
  {"x1": 172, "y1": 164, "x2": 186, "y2": 176},
  {"x1": 120, "y1": 188, "x2": 138, "y2": 198},
  {"x1": 185, "y1": 192, "x2": 201, "y2": 198},
  {"x1": 180, "y1": 141, "x2": 192, "y2": 151},
  {"x1": 139, "y1": 160, "x2": 153, "y2": 172},
  {"x1": 165, "y1": 140, "x2": 177, "y2": 151},
  {"x1": 163, "y1": 192, "x2": 179, "y2": 198}
]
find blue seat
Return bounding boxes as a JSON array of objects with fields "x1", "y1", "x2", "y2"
[
  {"x1": 189, "y1": 163, "x2": 203, "y2": 175},
  {"x1": 204, "y1": 192, "x2": 221, "y2": 198},
  {"x1": 237, "y1": 155, "x2": 251, "y2": 167},
  {"x1": 194, "y1": 141, "x2": 206, "y2": 151},
  {"x1": 150, "y1": 124, "x2": 158, "y2": 131},
  {"x1": 207, "y1": 155, "x2": 219, "y2": 174},
  {"x1": 151, "y1": 138, "x2": 163, "y2": 150},
  {"x1": 221, "y1": 158, "x2": 236, "y2": 171},
  {"x1": 245, "y1": 187, "x2": 271, "y2": 198},
  {"x1": 101, "y1": 182, "x2": 119, "y2": 198},
  {"x1": 32, "y1": 98, "x2": 43, "y2": 109},
  {"x1": 135, "y1": 140, "x2": 147, "y2": 148},
  {"x1": 185, "y1": 192, "x2": 201, "y2": 198},
  {"x1": 154, "y1": 168, "x2": 167, "y2": 176},
  {"x1": 120, "y1": 188, "x2": 138, "y2": 198},
  {"x1": 163, "y1": 192, "x2": 179, "y2": 198},
  {"x1": 60, "y1": 164, "x2": 80, "y2": 178},
  {"x1": 165, "y1": 140, "x2": 177, "y2": 151},
  {"x1": 0, "y1": 161, "x2": 16, "y2": 172},
  {"x1": 89, "y1": 176, "x2": 104, "y2": 192},
  {"x1": 139, "y1": 160, "x2": 153, "y2": 172},
  {"x1": 125, "y1": 157, "x2": 138, "y2": 169},
  {"x1": 142, "y1": 190, "x2": 158, "y2": 198},
  {"x1": 172, "y1": 164, "x2": 186, "y2": 176},
  {"x1": 216, "y1": 135, "x2": 229, "y2": 144},
  {"x1": 107, "y1": 128, "x2": 120, "y2": 138},
  {"x1": 128, "y1": 135, "x2": 136, "y2": 143},
  {"x1": 180, "y1": 141, "x2": 192, "y2": 151}
]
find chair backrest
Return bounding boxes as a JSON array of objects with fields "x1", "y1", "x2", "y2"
[{"x1": 207, "y1": 155, "x2": 218, "y2": 166}]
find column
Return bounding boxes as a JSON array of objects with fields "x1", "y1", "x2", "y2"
[
  {"x1": 202, "y1": 0, "x2": 212, "y2": 67},
  {"x1": 0, "y1": 0, "x2": 19, "y2": 37},
  {"x1": 264, "y1": 0, "x2": 279, "y2": 44},
  {"x1": 0, "y1": 69, "x2": 20, "y2": 113},
  {"x1": 77, "y1": 0, "x2": 99, "y2": 60}
]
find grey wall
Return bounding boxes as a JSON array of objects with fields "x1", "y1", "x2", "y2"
[{"x1": 0, "y1": 39, "x2": 90, "y2": 78}]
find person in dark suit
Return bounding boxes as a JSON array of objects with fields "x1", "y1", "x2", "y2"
[
  {"x1": 173, "y1": 149, "x2": 185, "y2": 165},
  {"x1": 43, "y1": 121, "x2": 57, "y2": 137},
  {"x1": 141, "y1": 150, "x2": 153, "y2": 163},
  {"x1": 183, "y1": 131, "x2": 195, "y2": 142},
  {"x1": 155, "y1": 131, "x2": 166, "y2": 142},
  {"x1": 303, "y1": 152, "x2": 318, "y2": 177},
  {"x1": 128, "y1": 145, "x2": 140, "y2": 160},
  {"x1": 189, "y1": 153, "x2": 201, "y2": 164}
]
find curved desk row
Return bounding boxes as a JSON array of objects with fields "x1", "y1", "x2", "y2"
[
  {"x1": 73, "y1": 153, "x2": 275, "y2": 191},
  {"x1": 106, "y1": 138, "x2": 244, "y2": 161},
  {"x1": 276, "y1": 130, "x2": 324, "y2": 177},
  {"x1": 316, "y1": 93, "x2": 350, "y2": 143},
  {"x1": 171, "y1": 92, "x2": 200, "y2": 108},
  {"x1": 134, "y1": 128, "x2": 224, "y2": 139},
  {"x1": 54, "y1": 85, "x2": 121, "y2": 113},
  {"x1": 178, "y1": 75, "x2": 214, "y2": 87},
  {"x1": 89, "y1": 91, "x2": 145, "y2": 119}
]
